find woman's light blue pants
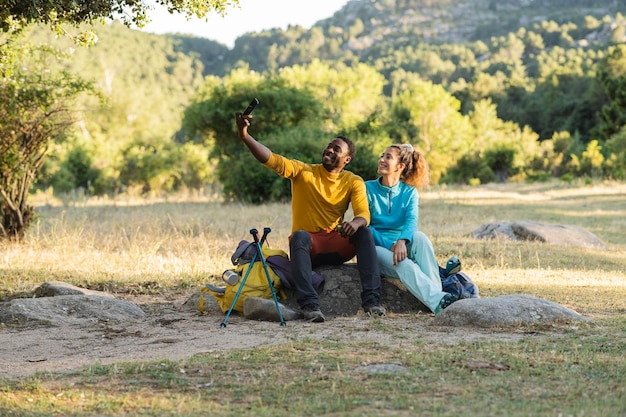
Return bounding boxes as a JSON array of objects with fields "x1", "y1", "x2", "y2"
[{"x1": 376, "y1": 231, "x2": 446, "y2": 312}]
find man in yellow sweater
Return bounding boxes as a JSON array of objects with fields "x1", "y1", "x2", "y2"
[{"x1": 236, "y1": 112, "x2": 384, "y2": 322}]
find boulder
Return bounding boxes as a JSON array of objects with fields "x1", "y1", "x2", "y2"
[
  {"x1": 432, "y1": 294, "x2": 589, "y2": 328},
  {"x1": 471, "y1": 221, "x2": 607, "y2": 249},
  {"x1": 0, "y1": 294, "x2": 145, "y2": 326},
  {"x1": 281, "y1": 264, "x2": 430, "y2": 317}
]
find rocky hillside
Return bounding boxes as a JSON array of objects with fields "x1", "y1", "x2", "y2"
[
  {"x1": 210, "y1": 0, "x2": 625, "y2": 76},
  {"x1": 320, "y1": 0, "x2": 625, "y2": 48}
]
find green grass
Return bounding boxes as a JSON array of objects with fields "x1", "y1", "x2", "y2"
[{"x1": 1, "y1": 180, "x2": 625, "y2": 416}]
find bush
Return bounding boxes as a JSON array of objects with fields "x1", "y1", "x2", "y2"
[
  {"x1": 219, "y1": 127, "x2": 382, "y2": 202},
  {"x1": 605, "y1": 127, "x2": 626, "y2": 179},
  {"x1": 441, "y1": 151, "x2": 495, "y2": 185},
  {"x1": 219, "y1": 127, "x2": 325, "y2": 203},
  {"x1": 484, "y1": 146, "x2": 516, "y2": 182},
  {"x1": 47, "y1": 146, "x2": 100, "y2": 194}
]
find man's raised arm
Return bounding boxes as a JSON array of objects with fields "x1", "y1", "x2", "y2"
[{"x1": 236, "y1": 112, "x2": 270, "y2": 164}]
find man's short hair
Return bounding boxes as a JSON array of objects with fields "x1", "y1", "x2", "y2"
[{"x1": 336, "y1": 135, "x2": 356, "y2": 159}]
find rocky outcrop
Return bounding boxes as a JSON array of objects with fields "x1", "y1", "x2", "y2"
[{"x1": 471, "y1": 221, "x2": 607, "y2": 249}]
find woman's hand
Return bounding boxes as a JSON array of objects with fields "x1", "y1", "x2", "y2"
[{"x1": 391, "y1": 239, "x2": 407, "y2": 265}]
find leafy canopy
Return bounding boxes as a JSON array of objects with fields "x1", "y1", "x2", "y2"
[{"x1": 1, "y1": 0, "x2": 239, "y2": 44}]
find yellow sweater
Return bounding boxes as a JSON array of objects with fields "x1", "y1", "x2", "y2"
[{"x1": 264, "y1": 152, "x2": 370, "y2": 233}]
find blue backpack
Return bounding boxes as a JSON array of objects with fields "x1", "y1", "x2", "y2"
[{"x1": 438, "y1": 266, "x2": 479, "y2": 299}]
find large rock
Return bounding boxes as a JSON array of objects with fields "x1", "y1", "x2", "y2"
[
  {"x1": 0, "y1": 294, "x2": 145, "y2": 326},
  {"x1": 471, "y1": 221, "x2": 607, "y2": 249},
  {"x1": 432, "y1": 294, "x2": 589, "y2": 328},
  {"x1": 187, "y1": 270, "x2": 592, "y2": 327},
  {"x1": 281, "y1": 264, "x2": 430, "y2": 317},
  {"x1": 0, "y1": 281, "x2": 145, "y2": 326},
  {"x1": 183, "y1": 290, "x2": 222, "y2": 314}
]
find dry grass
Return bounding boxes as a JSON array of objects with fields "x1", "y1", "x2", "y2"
[
  {"x1": 1, "y1": 199, "x2": 293, "y2": 296},
  {"x1": 2, "y1": 180, "x2": 626, "y2": 315}
]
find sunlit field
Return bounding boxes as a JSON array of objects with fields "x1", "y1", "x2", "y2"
[
  {"x1": 1, "y1": 180, "x2": 626, "y2": 416},
  {"x1": 3, "y1": 180, "x2": 625, "y2": 315}
]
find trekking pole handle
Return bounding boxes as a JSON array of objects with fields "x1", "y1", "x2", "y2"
[
  {"x1": 260, "y1": 227, "x2": 271, "y2": 244},
  {"x1": 250, "y1": 228, "x2": 260, "y2": 244}
]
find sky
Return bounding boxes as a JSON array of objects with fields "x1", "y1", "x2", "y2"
[{"x1": 140, "y1": 0, "x2": 350, "y2": 48}]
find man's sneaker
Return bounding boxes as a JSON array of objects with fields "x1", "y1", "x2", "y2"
[
  {"x1": 364, "y1": 304, "x2": 386, "y2": 317},
  {"x1": 434, "y1": 293, "x2": 459, "y2": 314},
  {"x1": 302, "y1": 304, "x2": 325, "y2": 323}
]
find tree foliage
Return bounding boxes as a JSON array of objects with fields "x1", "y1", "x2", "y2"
[
  {"x1": 279, "y1": 59, "x2": 387, "y2": 132},
  {"x1": 388, "y1": 79, "x2": 474, "y2": 182},
  {"x1": 0, "y1": 0, "x2": 241, "y2": 240},
  {"x1": 593, "y1": 45, "x2": 626, "y2": 141},
  {"x1": 181, "y1": 67, "x2": 337, "y2": 202},
  {"x1": 181, "y1": 67, "x2": 323, "y2": 156},
  {"x1": 22, "y1": 23, "x2": 211, "y2": 196},
  {"x1": 3, "y1": 0, "x2": 626, "y2": 213},
  {"x1": 0, "y1": 38, "x2": 93, "y2": 240},
  {"x1": 1, "y1": 0, "x2": 239, "y2": 44},
  {"x1": 605, "y1": 126, "x2": 626, "y2": 179}
]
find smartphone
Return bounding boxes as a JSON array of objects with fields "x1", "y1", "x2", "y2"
[{"x1": 242, "y1": 98, "x2": 259, "y2": 116}]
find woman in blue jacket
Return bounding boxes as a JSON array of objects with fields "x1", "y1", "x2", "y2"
[{"x1": 365, "y1": 144, "x2": 457, "y2": 313}]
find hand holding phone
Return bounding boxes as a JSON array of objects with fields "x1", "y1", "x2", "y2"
[{"x1": 242, "y1": 98, "x2": 259, "y2": 116}]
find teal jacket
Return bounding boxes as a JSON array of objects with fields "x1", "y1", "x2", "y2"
[{"x1": 365, "y1": 178, "x2": 419, "y2": 250}]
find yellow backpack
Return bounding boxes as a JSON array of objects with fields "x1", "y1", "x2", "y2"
[{"x1": 200, "y1": 242, "x2": 287, "y2": 314}]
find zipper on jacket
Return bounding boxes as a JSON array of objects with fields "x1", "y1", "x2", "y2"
[{"x1": 388, "y1": 190, "x2": 392, "y2": 213}]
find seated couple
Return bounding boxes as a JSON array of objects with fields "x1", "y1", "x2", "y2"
[{"x1": 236, "y1": 112, "x2": 458, "y2": 322}]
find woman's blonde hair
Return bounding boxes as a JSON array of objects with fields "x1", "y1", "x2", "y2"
[{"x1": 389, "y1": 143, "x2": 430, "y2": 189}]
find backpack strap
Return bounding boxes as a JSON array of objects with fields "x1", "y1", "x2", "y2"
[{"x1": 231, "y1": 240, "x2": 256, "y2": 265}]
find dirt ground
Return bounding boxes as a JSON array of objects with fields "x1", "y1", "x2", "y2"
[{"x1": 0, "y1": 293, "x2": 529, "y2": 380}]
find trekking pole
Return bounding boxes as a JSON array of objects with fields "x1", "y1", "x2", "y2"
[
  {"x1": 253, "y1": 227, "x2": 286, "y2": 326},
  {"x1": 220, "y1": 228, "x2": 260, "y2": 328}
]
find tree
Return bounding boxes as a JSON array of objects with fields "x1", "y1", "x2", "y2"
[
  {"x1": 388, "y1": 79, "x2": 474, "y2": 183},
  {"x1": 605, "y1": 126, "x2": 626, "y2": 179},
  {"x1": 279, "y1": 59, "x2": 386, "y2": 131},
  {"x1": 0, "y1": 39, "x2": 93, "y2": 240},
  {"x1": 593, "y1": 45, "x2": 626, "y2": 141},
  {"x1": 441, "y1": 152, "x2": 495, "y2": 185},
  {"x1": 579, "y1": 139, "x2": 604, "y2": 177},
  {"x1": 1, "y1": 0, "x2": 230, "y2": 239},
  {"x1": 468, "y1": 98, "x2": 540, "y2": 171},
  {"x1": 1, "y1": 0, "x2": 239, "y2": 44},
  {"x1": 180, "y1": 68, "x2": 327, "y2": 202}
]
